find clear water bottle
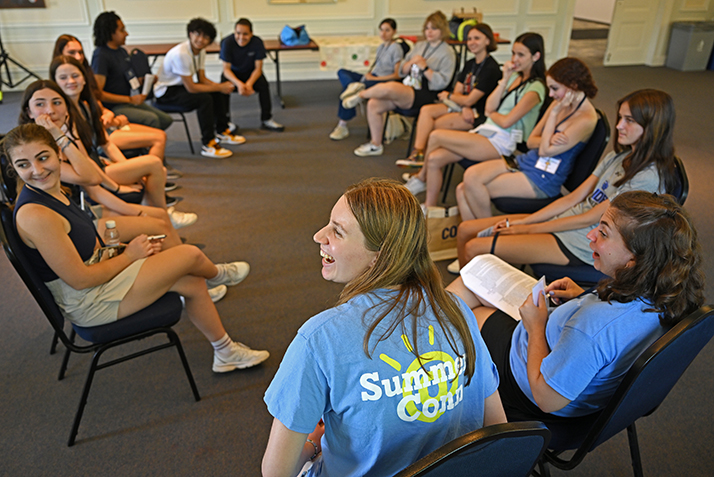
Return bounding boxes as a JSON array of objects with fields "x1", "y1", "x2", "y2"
[{"x1": 103, "y1": 220, "x2": 121, "y2": 258}]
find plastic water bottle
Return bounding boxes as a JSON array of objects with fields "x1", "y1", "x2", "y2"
[{"x1": 103, "y1": 220, "x2": 121, "y2": 258}]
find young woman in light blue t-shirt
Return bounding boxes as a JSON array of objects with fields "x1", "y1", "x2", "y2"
[
  {"x1": 448, "y1": 191, "x2": 704, "y2": 421},
  {"x1": 262, "y1": 179, "x2": 506, "y2": 477}
]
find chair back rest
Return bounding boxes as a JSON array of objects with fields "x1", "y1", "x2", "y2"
[
  {"x1": 583, "y1": 305, "x2": 714, "y2": 452},
  {"x1": 562, "y1": 109, "x2": 610, "y2": 193},
  {"x1": 129, "y1": 48, "x2": 152, "y2": 78},
  {"x1": 394, "y1": 421, "x2": 551, "y2": 477},
  {"x1": 0, "y1": 203, "x2": 68, "y2": 336},
  {"x1": 0, "y1": 134, "x2": 19, "y2": 204},
  {"x1": 671, "y1": 156, "x2": 689, "y2": 205}
]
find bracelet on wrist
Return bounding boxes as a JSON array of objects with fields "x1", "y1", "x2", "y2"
[
  {"x1": 306, "y1": 439, "x2": 319, "y2": 460},
  {"x1": 54, "y1": 134, "x2": 67, "y2": 143}
]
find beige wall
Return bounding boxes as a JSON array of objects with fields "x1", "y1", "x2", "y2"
[{"x1": 0, "y1": 0, "x2": 576, "y2": 91}]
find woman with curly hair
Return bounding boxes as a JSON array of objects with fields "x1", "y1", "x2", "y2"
[
  {"x1": 448, "y1": 191, "x2": 705, "y2": 422},
  {"x1": 262, "y1": 178, "x2": 505, "y2": 477},
  {"x1": 454, "y1": 57, "x2": 598, "y2": 222}
]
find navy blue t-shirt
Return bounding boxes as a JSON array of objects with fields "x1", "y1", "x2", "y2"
[
  {"x1": 220, "y1": 35, "x2": 266, "y2": 75},
  {"x1": 91, "y1": 46, "x2": 138, "y2": 102}
]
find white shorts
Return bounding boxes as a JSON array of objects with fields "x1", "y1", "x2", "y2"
[
  {"x1": 473, "y1": 124, "x2": 517, "y2": 156},
  {"x1": 45, "y1": 258, "x2": 147, "y2": 327}
]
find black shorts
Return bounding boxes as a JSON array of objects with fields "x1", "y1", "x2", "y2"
[
  {"x1": 481, "y1": 309, "x2": 600, "y2": 430},
  {"x1": 409, "y1": 88, "x2": 439, "y2": 112},
  {"x1": 552, "y1": 234, "x2": 588, "y2": 267}
]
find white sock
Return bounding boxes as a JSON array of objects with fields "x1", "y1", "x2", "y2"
[
  {"x1": 211, "y1": 333, "x2": 234, "y2": 358},
  {"x1": 207, "y1": 264, "x2": 225, "y2": 287},
  {"x1": 338, "y1": 120, "x2": 347, "y2": 127}
]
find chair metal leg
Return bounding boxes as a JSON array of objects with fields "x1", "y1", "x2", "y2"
[
  {"x1": 178, "y1": 112, "x2": 195, "y2": 154},
  {"x1": 627, "y1": 423, "x2": 644, "y2": 477},
  {"x1": 406, "y1": 116, "x2": 418, "y2": 157},
  {"x1": 168, "y1": 329, "x2": 201, "y2": 402},
  {"x1": 442, "y1": 163, "x2": 455, "y2": 204},
  {"x1": 68, "y1": 347, "x2": 104, "y2": 446},
  {"x1": 49, "y1": 331, "x2": 59, "y2": 355},
  {"x1": 58, "y1": 329, "x2": 76, "y2": 380}
]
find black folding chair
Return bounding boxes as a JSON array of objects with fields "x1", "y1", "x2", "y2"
[
  {"x1": 395, "y1": 421, "x2": 550, "y2": 477},
  {"x1": 0, "y1": 202, "x2": 200, "y2": 446},
  {"x1": 534, "y1": 305, "x2": 714, "y2": 476}
]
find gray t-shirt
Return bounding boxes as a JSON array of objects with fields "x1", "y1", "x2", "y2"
[
  {"x1": 370, "y1": 41, "x2": 405, "y2": 78},
  {"x1": 554, "y1": 151, "x2": 664, "y2": 264}
]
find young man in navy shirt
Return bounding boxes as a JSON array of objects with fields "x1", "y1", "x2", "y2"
[
  {"x1": 220, "y1": 18, "x2": 284, "y2": 132},
  {"x1": 91, "y1": 11, "x2": 172, "y2": 130}
]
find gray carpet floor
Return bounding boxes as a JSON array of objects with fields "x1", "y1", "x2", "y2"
[{"x1": 0, "y1": 48, "x2": 713, "y2": 475}]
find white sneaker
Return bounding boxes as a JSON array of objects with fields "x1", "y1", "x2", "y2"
[
  {"x1": 447, "y1": 259, "x2": 460, "y2": 275},
  {"x1": 168, "y1": 207, "x2": 198, "y2": 229},
  {"x1": 216, "y1": 129, "x2": 246, "y2": 145},
  {"x1": 201, "y1": 139, "x2": 232, "y2": 158},
  {"x1": 329, "y1": 124, "x2": 349, "y2": 141},
  {"x1": 354, "y1": 142, "x2": 383, "y2": 157},
  {"x1": 342, "y1": 93, "x2": 364, "y2": 110},
  {"x1": 208, "y1": 285, "x2": 228, "y2": 303},
  {"x1": 180, "y1": 285, "x2": 227, "y2": 307},
  {"x1": 340, "y1": 82, "x2": 366, "y2": 100},
  {"x1": 261, "y1": 118, "x2": 285, "y2": 132},
  {"x1": 404, "y1": 176, "x2": 426, "y2": 195},
  {"x1": 206, "y1": 261, "x2": 250, "y2": 288},
  {"x1": 213, "y1": 341, "x2": 270, "y2": 373}
]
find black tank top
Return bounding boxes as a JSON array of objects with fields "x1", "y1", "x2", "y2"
[{"x1": 13, "y1": 185, "x2": 98, "y2": 282}]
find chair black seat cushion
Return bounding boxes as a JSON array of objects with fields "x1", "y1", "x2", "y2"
[
  {"x1": 72, "y1": 292, "x2": 182, "y2": 344},
  {"x1": 152, "y1": 101, "x2": 193, "y2": 114}
]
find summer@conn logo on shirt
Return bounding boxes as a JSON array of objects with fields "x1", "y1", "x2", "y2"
[{"x1": 359, "y1": 325, "x2": 467, "y2": 423}]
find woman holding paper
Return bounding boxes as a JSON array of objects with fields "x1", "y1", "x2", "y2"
[
  {"x1": 451, "y1": 89, "x2": 679, "y2": 274},
  {"x1": 262, "y1": 178, "x2": 505, "y2": 477},
  {"x1": 447, "y1": 191, "x2": 704, "y2": 420}
]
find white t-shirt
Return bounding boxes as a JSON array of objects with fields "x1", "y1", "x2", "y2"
[{"x1": 153, "y1": 40, "x2": 205, "y2": 98}]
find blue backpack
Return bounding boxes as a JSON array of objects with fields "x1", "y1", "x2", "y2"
[{"x1": 280, "y1": 25, "x2": 310, "y2": 46}]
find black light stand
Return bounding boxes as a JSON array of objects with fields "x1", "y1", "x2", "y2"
[{"x1": 0, "y1": 30, "x2": 41, "y2": 100}]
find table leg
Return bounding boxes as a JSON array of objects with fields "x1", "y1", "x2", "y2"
[{"x1": 268, "y1": 50, "x2": 285, "y2": 109}]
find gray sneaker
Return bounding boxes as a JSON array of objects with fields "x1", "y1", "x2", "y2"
[
  {"x1": 340, "y1": 81, "x2": 366, "y2": 100},
  {"x1": 342, "y1": 93, "x2": 364, "y2": 110},
  {"x1": 213, "y1": 342, "x2": 270, "y2": 373},
  {"x1": 329, "y1": 124, "x2": 349, "y2": 140},
  {"x1": 206, "y1": 261, "x2": 250, "y2": 288},
  {"x1": 261, "y1": 118, "x2": 285, "y2": 132},
  {"x1": 404, "y1": 176, "x2": 426, "y2": 195},
  {"x1": 354, "y1": 142, "x2": 383, "y2": 157}
]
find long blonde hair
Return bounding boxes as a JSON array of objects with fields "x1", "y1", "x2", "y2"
[{"x1": 339, "y1": 178, "x2": 476, "y2": 382}]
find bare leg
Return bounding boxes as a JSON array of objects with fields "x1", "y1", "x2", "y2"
[
  {"x1": 462, "y1": 232, "x2": 569, "y2": 267},
  {"x1": 459, "y1": 161, "x2": 537, "y2": 220},
  {"x1": 362, "y1": 83, "x2": 415, "y2": 147},
  {"x1": 118, "y1": 245, "x2": 225, "y2": 340},
  {"x1": 104, "y1": 155, "x2": 167, "y2": 208},
  {"x1": 98, "y1": 211, "x2": 183, "y2": 249},
  {"x1": 413, "y1": 103, "x2": 449, "y2": 151},
  {"x1": 109, "y1": 124, "x2": 167, "y2": 159},
  {"x1": 456, "y1": 215, "x2": 528, "y2": 265},
  {"x1": 418, "y1": 129, "x2": 502, "y2": 207}
]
